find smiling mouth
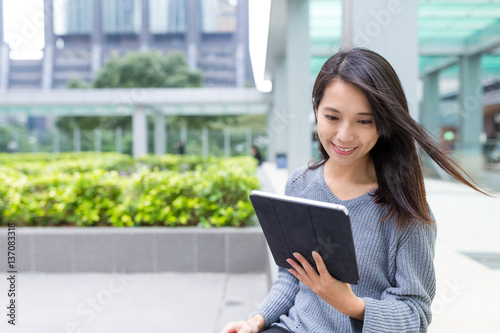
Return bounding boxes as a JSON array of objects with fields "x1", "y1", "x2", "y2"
[
  {"x1": 336, "y1": 146, "x2": 355, "y2": 152},
  {"x1": 333, "y1": 143, "x2": 356, "y2": 152}
]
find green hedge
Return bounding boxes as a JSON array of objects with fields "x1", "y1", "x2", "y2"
[
  {"x1": 0, "y1": 152, "x2": 136, "y2": 175},
  {"x1": 0, "y1": 153, "x2": 259, "y2": 227}
]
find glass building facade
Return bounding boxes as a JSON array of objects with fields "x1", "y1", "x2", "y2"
[
  {"x1": 149, "y1": 0, "x2": 186, "y2": 33},
  {"x1": 102, "y1": 0, "x2": 141, "y2": 34},
  {"x1": 0, "y1": 0, "x2": 253, "y2": 89},
  {"x1": 54, "y1": 0, "x2": 93, "y2": 35},
  {"x1": 200, "y1": 0, "x2": 238, "y2": 33}
]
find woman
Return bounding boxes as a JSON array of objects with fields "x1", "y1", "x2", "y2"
[
  {"x1": 251, "y1": 146, "x2": 264, "y2": 166},
  {"x1": 221, "y1": 48, "x2": 486, "y2": 333}
]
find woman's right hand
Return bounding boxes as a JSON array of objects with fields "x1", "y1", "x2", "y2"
[{"x1": 220, "y1": 314, "x2": 265, "y2": 333}]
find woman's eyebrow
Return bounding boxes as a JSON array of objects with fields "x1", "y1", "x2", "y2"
[
  {"x1": 323, "y1": 107, "x2": 373, "y2": 116},
  {"x1": 323, "y1": 107, "x2": 340, "y2": 113}
]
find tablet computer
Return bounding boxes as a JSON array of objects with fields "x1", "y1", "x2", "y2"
[{"x1": 250, "y1": 190, "x2": 359, "y2": 285}]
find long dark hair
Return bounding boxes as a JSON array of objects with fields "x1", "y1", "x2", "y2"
[{"x1": 310, "y1": 48, "x2": 487, "y2": 228}]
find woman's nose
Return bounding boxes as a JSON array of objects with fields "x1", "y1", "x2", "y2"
[{"x1": 336, "y1": 122, "x2": 355, "y2": 143}]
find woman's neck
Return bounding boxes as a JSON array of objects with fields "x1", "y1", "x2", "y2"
[
  {"x1": 323, "y1": 156, "x2": 378, "y2": 200},
  {"x1": 325, "y1": 156, "x2": 376, "y2": 184}
]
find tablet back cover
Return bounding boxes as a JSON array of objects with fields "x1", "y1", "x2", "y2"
[{"x1": 250, "y1": 191, "x2": 359, "y2": 285}]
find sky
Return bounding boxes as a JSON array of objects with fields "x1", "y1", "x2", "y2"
[
  {"x1": 1, "y1": 0, "x2": 272, "y2": 92},
  {"x1": 2, "y1": 0, "x2": 45, "y2": 60}
]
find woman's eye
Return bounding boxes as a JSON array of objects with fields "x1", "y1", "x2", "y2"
[
  {"x1": 325, "y1": 115, "x2": 338, "y2": 121},
  {"x1": 358, "y1": 119, "x2": 373, "y2": 125}
]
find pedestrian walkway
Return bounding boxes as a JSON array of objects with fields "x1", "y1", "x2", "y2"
[
  {"x1": 425, "y1": 177, "x2": 500, "y2": 332},
  {"x1": 0, "y1": 162, "x2": 498, "y2": 333},
  {"x1": 0, "y1": 272, "x2": 268, "y2": 333}
]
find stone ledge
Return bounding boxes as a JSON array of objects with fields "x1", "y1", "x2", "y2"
[{"x1": 0, "y1": 227, "x2": 269, "y2": 274}]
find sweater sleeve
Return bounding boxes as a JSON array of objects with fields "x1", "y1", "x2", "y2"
[
  {"x1": 253, "y1": 267, "x2": 299, "y2": 328},
  {"x1": 361, "y1": 222, "x2": 437, "y2": 333},
  {"x1": 251, "y1": 168, "x2": 306, "y2": 328}
]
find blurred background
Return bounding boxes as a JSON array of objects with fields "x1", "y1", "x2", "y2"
[
  {"x1": 0, "y1": 1, "x2": 500, "y2": 332},
  {"x1": 0, "y1": 0, "x2": 267, "y2": 159},
  {"x1": 0, "y1": 0, "x2": 499, "y2": 190}
]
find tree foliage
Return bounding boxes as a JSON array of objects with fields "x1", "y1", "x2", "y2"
[
  {"x1": 58, "y1": 50, "x2": 259, "y2": 135},
  {"x1": 93, "y1": 51, "x2": 202, "y2": 88},
  {"x1": 57, "y1": 51, "x2": 202, "y2": 131}
]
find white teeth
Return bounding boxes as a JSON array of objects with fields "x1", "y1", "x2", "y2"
[{"x1": 335, "y1": 145, "x2": 355, "y2": 152}]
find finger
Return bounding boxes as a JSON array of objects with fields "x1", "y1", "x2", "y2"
[
  {"x1": 312, "y1": 251, "x2": 330, "y2": 276},
  {"x1": 287, "y1": 258, "x2": 313, "y2": 286},
  {"x1": 220, "y1": 322, "x2": 236, "y2": 333},
  {"x1": 292, "y1": 252, "x2": 309, "y2": 268},
  {"x1": 286, "y1": 258, "x2": 305, "y2": 276},
  {"x1": 294, "y1": 252, "x2": 319, "y2": 278},
  {"x1": 287, "y1": 267, "x2": 301, "y2": 281}
]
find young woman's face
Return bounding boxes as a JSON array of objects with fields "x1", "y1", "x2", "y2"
[{"x1": 315, "y1": 79, "x2": 379, "y2": 168}]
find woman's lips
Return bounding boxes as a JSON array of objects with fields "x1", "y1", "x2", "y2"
[{"x1": 332, "y1": 142, "x2": 357, "y2": 155}]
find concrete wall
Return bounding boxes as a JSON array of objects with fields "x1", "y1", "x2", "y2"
[{"x1": 0, "y1": 227, "x2": 268, "y2": 274}]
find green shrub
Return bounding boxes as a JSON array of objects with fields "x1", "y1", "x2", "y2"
[
  {"x1": 0, "y1": 152, "x2": 259, "y2": 227},
  {"x1": 0, "y1": 152, "x2": 136, "y2": 175}
]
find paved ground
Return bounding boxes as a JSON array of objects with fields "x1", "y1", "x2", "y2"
[
  {"x1": 424, "y1": 177, "x2": 500, "y2": 332},
  {"x1": 0, "y1": 162, "x2": 499, "y2": 333},
  {"x1": 0, "y1": 272, "x2": 268, "y2": 333}
]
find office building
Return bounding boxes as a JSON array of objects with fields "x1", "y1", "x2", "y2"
[{"x1": 0, "y1": 0, "x2": 254, "y2": 90}]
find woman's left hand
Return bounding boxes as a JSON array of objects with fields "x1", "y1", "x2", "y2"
[{"x1": 287, "y1": 251, "x2": 365, "y2": 320}]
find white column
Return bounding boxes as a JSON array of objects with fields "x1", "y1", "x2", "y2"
[
  {"x1": 140, "y1": 0, "x2": 151, "y2": 51},
  {"x1": 181, "y1": 124, "x2": 188, "y2": 146},
  {"x1": 344, "y1": 0, "x2": 418, "y2": 119},
  {"x1": 0, "y1": 0, "x2": 7, "y2": 92},
  {"x1": 236, "y1": 44, "x2": 245, "y2": 87},
  {"x1": 421, "y1": 72, "x2": 440, "y2": 139},
  {"x1": 91, "y1": 0, "x2": 103, "y2": 77},
  {"x1": 42, "y1": 0, "x2": 54, "y2": 90},
  {"x1": 154, "y1": 113, "x2": 166, "y2": 155},
  {"x1": 94, "y1": 128, "x2": 102, "y2": 152},
  {"x1": 0, "y1": 43, "x2": 9, "y2": 92},
  {"x1": 458, "y1": 54, "x2": 483, "y2": 154},
  {"x1": 236, "y1": 0, "x2": 249, "y2": 87},
  {"x1": 115, "y1": 127, "x2": 123, "y2": 153},
  {"x1": 246, "y1": 128, "x2": 252, "y2": 153},
  {"x1": 91, "y1": 45, "x2": 102, "y2": 78},
  {"x1": 74, "y1": 128, "x2": 81, "y2": 152},
  {"x1": 133, "y1": 106, "x2": 148, "y2": 158},
  {"x1": 224, "y1": 127, "x2": 231, "y2": 157},
  {"x1": 202, "y1": 126, "x2": 209, "y2": 157},
  {"x1": 52, "y1": 127, "x2": 60, "y2": 153},
  {"x1": 268, "y1": 59, "x2": 288, "y2": 164},
  {"x1": 42, "y1": 46, "x2": 54, "y2": 90},
  {"x1": 186, "y1": 0, "x2": 199, "y2": 71},
  {"x1": 286, "y1": 0, "x2": 311, "y2": 171}
]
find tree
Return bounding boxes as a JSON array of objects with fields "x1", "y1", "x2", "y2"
[
  {"x1": 93, "y1": 51, "x2": 202, "y2": 88},
  {"x1": 57, "y1": 51, "x2": 259, "y2": 148},
  {"x1": 57, "y1": 51, "x2": 202, "y2": 131},
  {"x1": 66, "y1": 78, "x2": 92, "y2": 89}
]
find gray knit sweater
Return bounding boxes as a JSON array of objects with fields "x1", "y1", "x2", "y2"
[{"x1": 255, "y1": 165, "x2": 437, "y2": 333}]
